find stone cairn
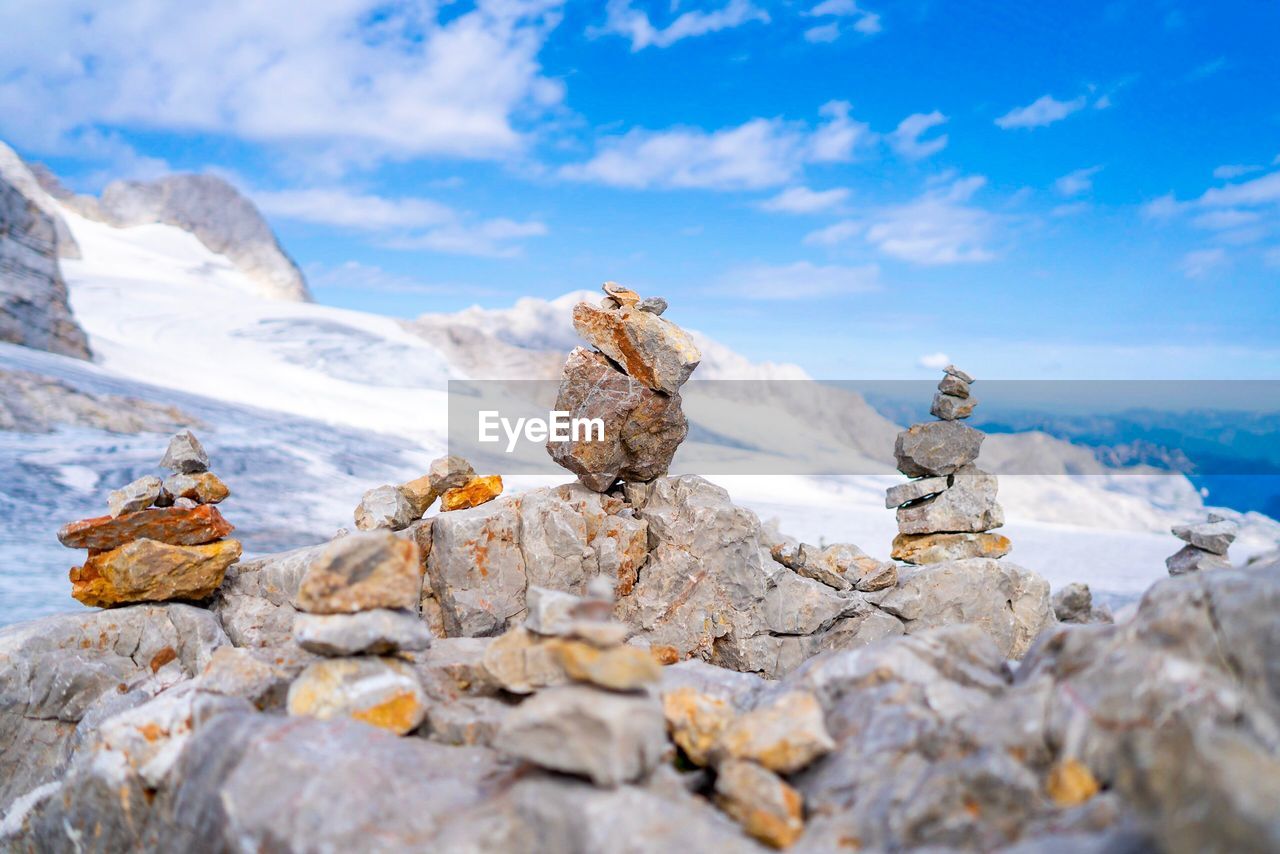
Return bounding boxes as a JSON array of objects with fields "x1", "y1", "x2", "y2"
[
  {"x1": 57, "y1": 430, "x2": 241, "y2": 607},
  {"x1": 1166, "y1": 512, "x2": 1238, "y2": 575},
  {"x1": 352, "y1": 453, "x2": 502, "y2": 531},
  {"x1": 285, "y1": 529, "x2": 432, "y2": 736},
  {"x1": 547, "y1": 281, "x2": 701, "y2": 492},
  {"x1": 887, "y1": 365, "x2": 1011, "y2": 564}
]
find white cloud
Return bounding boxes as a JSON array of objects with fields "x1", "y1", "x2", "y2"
[
  {"x1": 307, "y1": 260, "x2": 486, "y2": 295},
  {"x1": 256, "y1": 187, "x2": 547, "y2": 258},
  {"x1": 803, "y1": 22, "x2": 841, "y2": 42},
  {"x1": 1213, "y1": 164, "x2": 1262, "y2": 180},
  {"x1": 1179, "y1": 248, "x2": 1228, "y2": 278},
  {"x1": 1054, "y1": 165, "x2": 1103, "y2": 197},
  {"x1": 0, "y1": 0, "x2": 565, "y2": 166},
  {"x1": 806, "y1": 0, "x2": 882, "y2": 37},
  {"x1": 721, "y1": 260, "x2": 880, "y2": 299},
  {"x1": 1196, "y1": 170, "x2": 1280, "y2": 208},
  {"x1": 561, "y1": 102, "x2": 872, "y2": 190},
  {"x1": 889, "y1": 111, "x2": 948, "y2": 160},
  {"x1": 806, "y1": 176, "x2": 997, "y2": 265},
  {"x1": 593, "y1": 0, "x2": 768, "y2": 51},
  {"x1": 1191, "y1": 209, "x2": 1262, "y2": 231},
  {"x1": 917, "y1": 352, "x2": 950, "y2": 370},
  {"x1": 758, "y1": 186, "x2": 850, "y2": 214},
  {"x1": 995, "y1": 94, "x2": 1087, "y2": 129}
]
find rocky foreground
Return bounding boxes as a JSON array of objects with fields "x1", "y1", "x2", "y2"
[{"x1": 1, "y1": 288, "x2": 1277, "y2": 852}]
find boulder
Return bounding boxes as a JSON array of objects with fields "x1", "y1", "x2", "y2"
[
  {"x1": 440, "y1": 474, "x2": 503, "y2": 511},
  {"x1": 57, "y1": 504, "x2": 234, "y2": 551},
  {"x1": 107, "y1": 474, "x2": 164, "y2": 517},
  {"x1": 159, "y1": 430, "x2": 209, "y2": 474},
  {"x1": 547, "y1": 347, "x2": 687, "y2": 492},
  {"x1": 715, "y1": 759, "x2": 805, "y2": 849},
  {"x1": 494, "y1": 684, "x2": 666, "y2": 787},
  {"x1": 571, "y1": 302, "x2": 701, "y2": 394},
  {"x1": 210, "y1": 541, "x2": 326, "y2": 647},
  {"x1": 869, "y1": 558, "x2": 1053, "y2": 658},
  {"x1": 287, "y1": 657, "x2": 428, "y2": 735},
  {"x1": 893, "y1": 421, "x2": 984, "y2": 478},
  {"x1": 69, "y1": 538, "x2": 242, "y2": 608},
  {"x1": 891, "y1": 531, "x2": 1011, "y2": 564},
  {"x1": 162, "y1": 471, "x2": 229, "y2": 504},
  {"x1": 294, "y1": 530, "x2": 421, "y2": 614},
  {"x1": 293, "y1": 609, "x2": 433, "y2": 656},
  {"x1": 353, "y1": 484, "x2": 417, "y2": 531},
  {"x1": 895, "y1": 465, "x2": 1003, "y2": 534}
]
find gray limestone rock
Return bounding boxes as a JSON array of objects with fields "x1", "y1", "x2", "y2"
[
  {"x1": 571, "y1": 302, "x2": 701, "y2": 394},
  {"x1": 210, "y1": 541, "x2": 327, "y2": 647},
  {"x1": 107, "y1": 474, "x2": 165, "y2": 517},
  {"x1": 293, "y1": 608, "x2": 433, "y2": 656},
  {"x1": 637, "y1": 296, "x2": 669, "y2": 315},
  {"x1": 158, "y1": 429, "x2": 209, "y2": 474},
  {"x1": 1166, "y1": 544, "x2": 1231, "y2": 575},
  {"x1": 287, "y1": 656, "x2": 428, "y2": 735},
  {"x1": 884, "y1": 475, "x2": 949, "y2": 509},
  {"x1": 938, "y1": 373, "x2": 970, "y2": 397},
  {"x1": 1053, "y1": 582, "x2": 1100, "y2": 624},
  {"x1": 494, "y1": 684, "x2": 666, "y2": 787},
  {"x1": 353, "y1": 483, "x2": 418, "y2": 531},
  {"x1": 931, "y1": 391, "x2": 977, "y2": 420},
  {"x1": 896, "y1": 465, "x2": 1004, "y2": 534},
  {"x1": 894, "y1": 420, "x2": 984, "y2": 477},
  {"x1": 0, "y1": 142, "x2": 80, "y2": 259},
  {"x1": 429, "y1": 454, "x2": 476, "y2": 493},
  {"x1": 1171, "y1": 518, "x2": 1238, "y2": 555},
  {"x1": 944, "y1": 364, "x2": 974, "y2": 383}
]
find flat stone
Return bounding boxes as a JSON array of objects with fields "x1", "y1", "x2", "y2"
[
  {"x1": 286, "y1": 657, "x2": 427, "y2": 735},
  {"x1": 855, "y1": 560, "x2": 898, "y2": 592},
  {"x1": 294, "y1": 530, "x2": 421, "y2": 614},
  {"x1": 550, "y1": 638, "x2": 661, "y2": 692},
  {"x1": 440, "y1": 475, "x2": 503, "y2": 511},
  {"x1": 428, "y1": 454, "x2": 476, "y2": 493},
  {"x1": 481, "y1": 624, "x2": 568, "y2": 694},
  {"x1": 894, "y1": 421, "x2": 984, "y2": 477},
  {"x1": 547, "y1": 347, "x2": 687, "y2": 492},
  {"x1": 938, "y1": 373, "x2": 970, "y2": 397},
  {"x1": 159, "y1": 429, "x2": 209, "y2": 474},
  {"x1": 571, "y1": 302, "x2": 701, "y2": 394},
  {"x1": 354, "y1": 484, "x2": 417, "y2": 531},
  {"x1": 162, "y1": 471, "x2": 229, "y2": 504},
  {"x1": 494, "y1": 684, "x2": 666, "y2": 786},
  {"x1": 69, "y1": 538, "x2": 241, "y2": 607},
  {"x1": 107, "y1": 475, "x2": 163, "y2": 517},
  {"x1": 884, "y1": 475, "x2": 949, "y2": 509},
  {"x1": 637, "y1": 296, "x2": 668, "y2": 315},
  {"x1": 58, "y1": 504, "x2": 234, "y2": 551},
  {"x1": 293, "y1": 609, "x2": 433, "y2": 656},
  {"x1": 892, "y1": 531, "x2": 1012, "y2": 564},
  {"x1": 398, "y1": 474, "x2": 438, "y2": 517},
  {"x1": 715, "y1": 759, "x2": 805, "y2": 849},
  {"x1": 661, "y1": 687, "x2": 734, "y2": 767},
  {"x1": 1171, "y1": 519, "x2": 1238, "y2": 555},
  {"x1": 931, "y1": 391, "x2": 977, "y2": 420},
  {"x1": 714, "y1": 691, "x2": 834, "y2": 774},
  {"x1": 601, "y1": 280, "x2": 641, "y2": 306},
  {"x1": 944, "y1": 364, "x2": 974, "y2": 383},
  {"x1": 896, "y1": 465, "x2": 1003, "y2": 534},
  {"x1": 1166, "y1": 544, "x2": 1231, "y2": 575}
]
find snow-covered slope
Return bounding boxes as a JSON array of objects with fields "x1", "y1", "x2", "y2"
[{"x1": 1, "y1": 199, "x2": 1276, "y2": 626}]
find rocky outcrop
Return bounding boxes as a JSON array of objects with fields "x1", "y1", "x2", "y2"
[
  {"x1": 0, "y1": 368, "x2": 192, "y2": 433},
  {"x1": 0, "y1": 142, "x2": 79, "y2": 259},
  {"x1": 70, "y1": 174, "x2": 311, "y2": 302},
  {"x1": 0, "y1": 176, "x2": 91, "y2": 359}
]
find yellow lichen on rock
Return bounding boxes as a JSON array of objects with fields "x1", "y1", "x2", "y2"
[{"x1": 440, "y1": 475, "x2": 503, "y2": 511}]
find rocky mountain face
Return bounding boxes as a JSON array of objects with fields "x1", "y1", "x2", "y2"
[
  {"x1": 0, "y1": 142, "x2": 80, "y2": 260},
  {"x1": 66, "y1": 174, "x2": 311, "y2": 302},
  {"x1": 0, "y1": 176, "x2": 91, "y2": 359}
]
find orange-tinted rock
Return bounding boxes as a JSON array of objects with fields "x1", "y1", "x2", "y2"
[
  {"x1": 662, "y1": 687, "x2": 734, "y2": 766},
  {"x1": 548, "y1": 637, "x2": 661, "y2": 692},
  {"x1": 715, "y1": 759, "x2": 805, "y2": 849},
  {"x1": 440, "y1": 475, "x2": 503, "y2": 512},
  {"x1": 571, "y1": 302, "x2": 700, "y2": 394},
  {"x1": 295, "y1": 531, "x2": 421, "y2": 614},
  {"x1": 398, "y1": 474, "x2": 438, "y2": 516},
  {"x1": 1046, "y1": 758, "x2": 1100, "y2": 806},
  {"x1": 69, "y1": 538, "x2": 241, "y2": 607},
  {"x1": 891, "y1": 531, "x2": 1012, "y2": 564},
  {"x1": 58, "y1": 504, "x2": 234, "y2": 551},
  {"x1": 163, "y1": 471, "x2": 230, "y2": 504}
]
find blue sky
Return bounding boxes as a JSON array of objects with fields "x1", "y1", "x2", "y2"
[{"x1": 1, "y1": 0, "x2": 1278, "y2": 379}]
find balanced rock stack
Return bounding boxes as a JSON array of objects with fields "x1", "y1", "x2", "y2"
[
  {"x1": 887, "y1": 366, "x2": 1010, "y2": 564},
  {"x1": 286, "y1": 530, "x2": 431, "y2": 735},
  {"x1": 353, "y1": 453, "x2": 501, "y2": 531},
  {"x1": 547, "y1": 281, "x2": 701, "y2": 492},
  {"x1": 1165, "y1": 512, "x2": 1238, "y2": 575},
  {"x1": 57, "y1": 430, "x2": 241, "y2": 607},
  {"x1": 490, "y1": 581, "x2": 668, "y2": 785}
]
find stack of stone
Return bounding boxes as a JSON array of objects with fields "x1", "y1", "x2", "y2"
[
  {"x1": 547, "y1": 281, "x2": 701, "y2": 492},
  {"x1": 663, "y1": 687, "x2": 834, "y2": 848},
  {"x1": 887, "y1": 366, "x2": 1011, "y2": 564},
  {"x1": 1165, "y1": 513, "x2": 1238, "y2": 575},
  {"x1": 490, "y1": 580, "x2": 668, "y2": 786},
  {"x1": 58, "y1": 430, "x2": 241, "y2": 607},
  {"x1": 286, "y1": 530, "x2": 432, "y2": 736},
  {"x1": 353, "y1": 454, "x2": 502, "y2": 531}
]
